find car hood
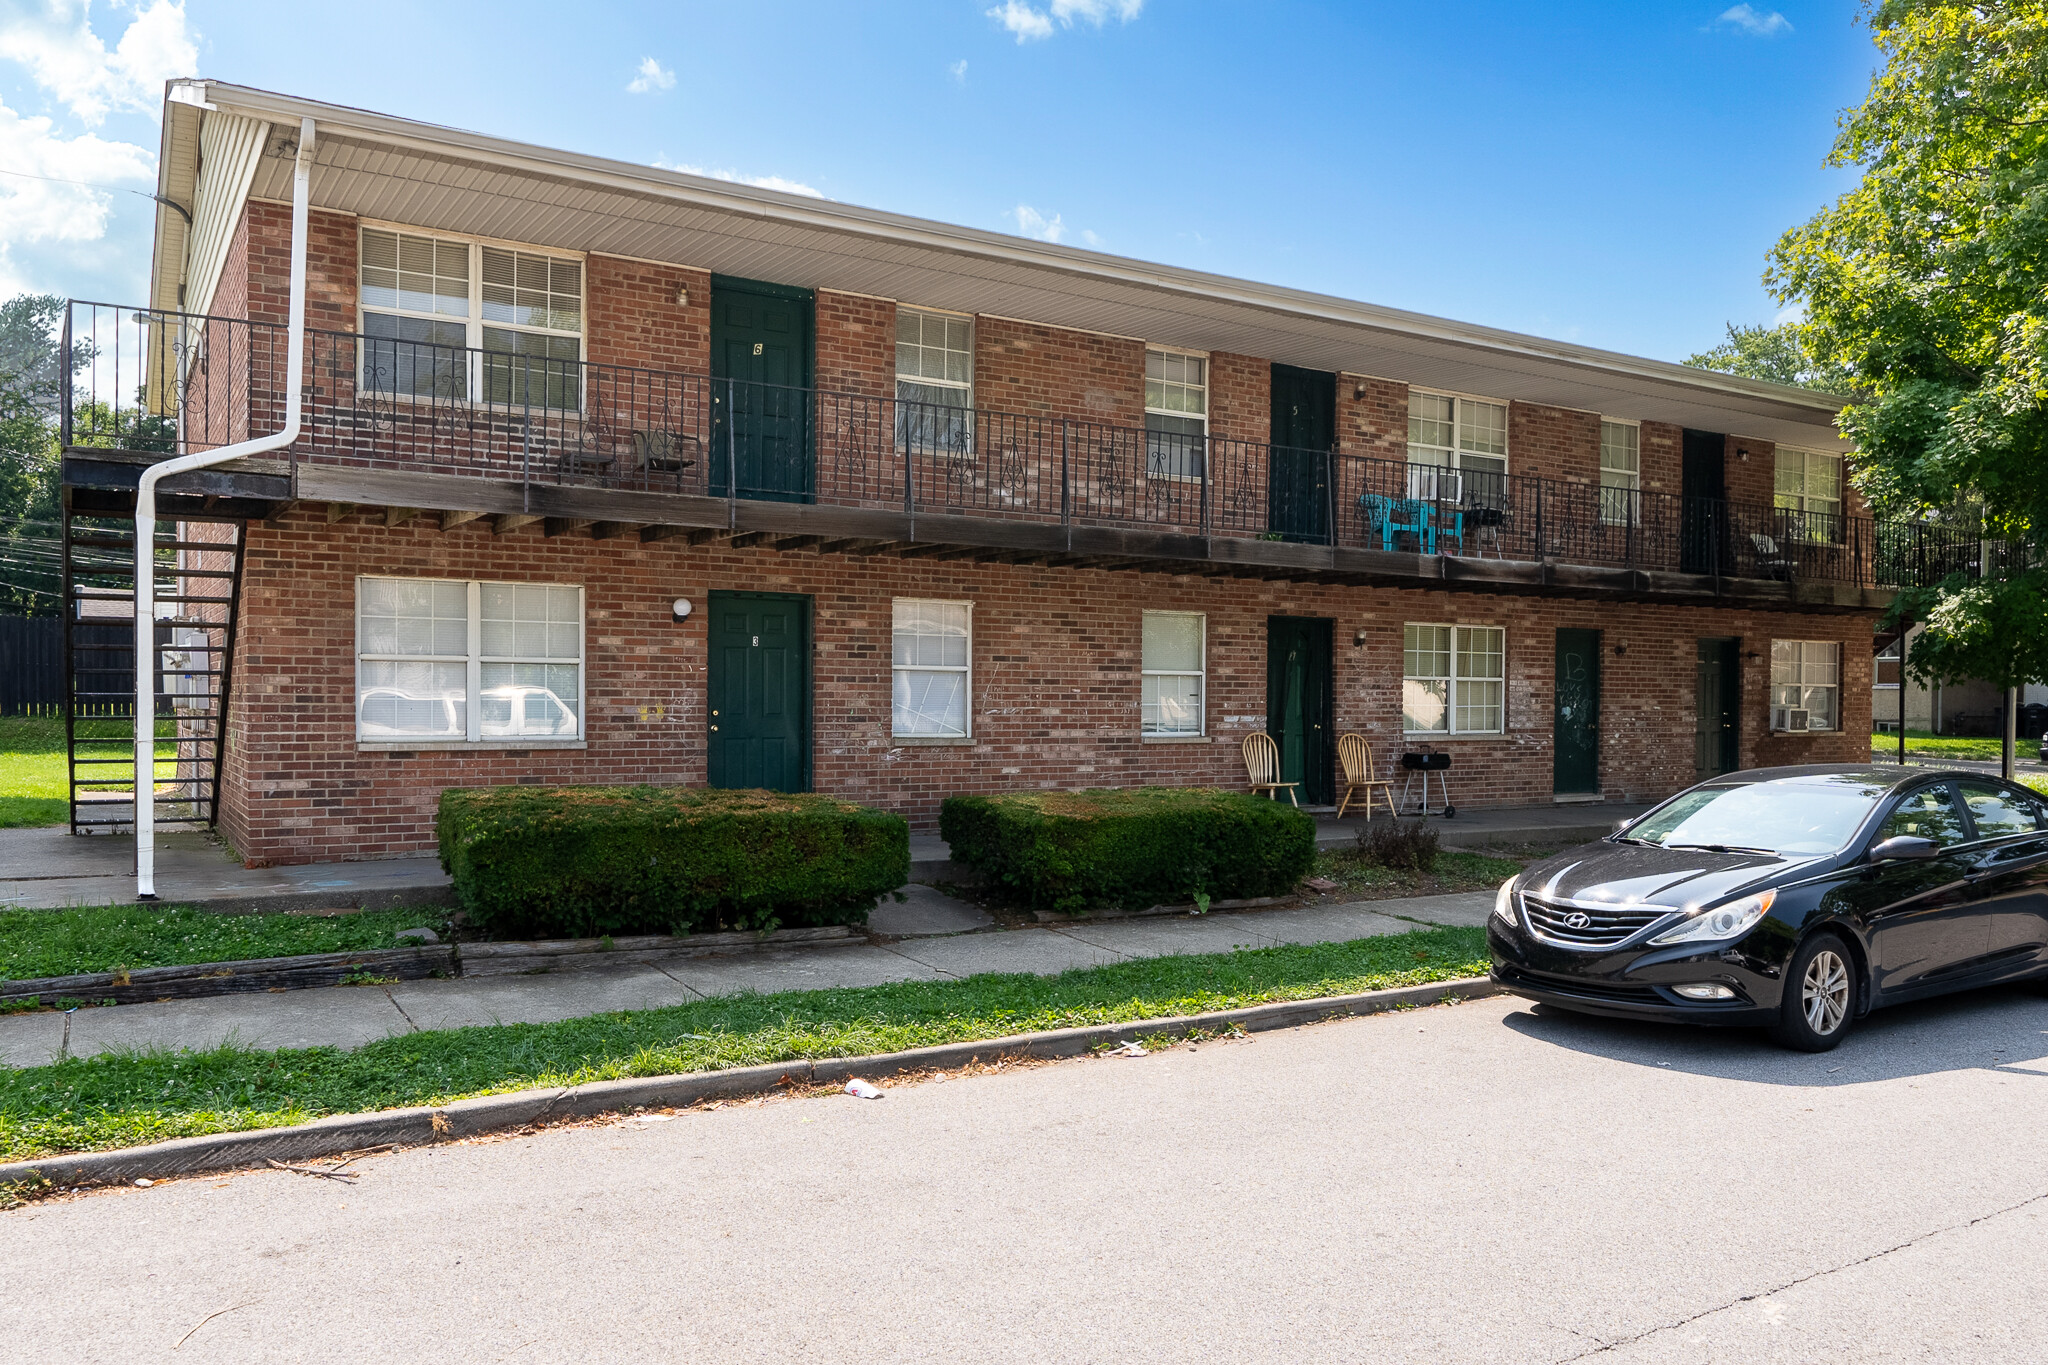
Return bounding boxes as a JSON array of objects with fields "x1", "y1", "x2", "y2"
[{"x1": 1516, "y1": 843, "x2": 1812, "y2": 912}]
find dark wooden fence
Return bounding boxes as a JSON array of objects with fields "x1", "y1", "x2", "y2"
[{"x1": 0, "y1": 615, "x2": 64, "y2": 714}]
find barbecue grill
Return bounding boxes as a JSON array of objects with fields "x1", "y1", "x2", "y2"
[{"x1": 1398, "y1": 746, "x2": 1456, "y2": 817}]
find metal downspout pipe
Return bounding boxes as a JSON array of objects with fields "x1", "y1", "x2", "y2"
[{"x1": 133, "y1": 116, "x2": 315, "y2": 900}]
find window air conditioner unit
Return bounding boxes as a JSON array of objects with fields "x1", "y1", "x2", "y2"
[{"x1": 1772, "y1": 707, "x2": 1812, "y2": 732}]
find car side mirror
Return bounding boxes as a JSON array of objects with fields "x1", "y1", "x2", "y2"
[{"x1": 1868, "y1": 835, "x2": 1939, "y2": 863}]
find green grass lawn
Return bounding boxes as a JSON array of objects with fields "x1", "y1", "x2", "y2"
[
  {"x1": 0, "y1": 925, "x2": 1488, "y2": 1161},
  {"x1": 0, "y1": 713, "x2": 180, "y2": 829},
  {"x1": 0, "y1": 903, "x2": 455, "y2": 983},
  {"x1": 1312, "y1": 847, "x2": 1523, "y2": 899},
  {"x1": 1868, "y1": 729, "x2": 2012, "y2": 762}
]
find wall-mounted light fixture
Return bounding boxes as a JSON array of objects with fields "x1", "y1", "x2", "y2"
[
  {"x1": 1744, "y1": 649, "x2": 1761, "y2": 663},
  {"x1": 674, "y1": 285, "x2": 690, "y2": 307},
  {"x1": 1736, "y1": 447, "x2": 1750, "y2": 462},
  {"x1": 1354, "y1": 630, "x2": 1368, "y2": 647},
  {"x1": 1613, "y1": 642, "x2": 1628, "y2": 656},
  {"x1": 672, "y1": 597, "x2": 693, "y2": 622},
  {"x1": 1353, "y1": 384, "x2": 1369, "y2": 401}
]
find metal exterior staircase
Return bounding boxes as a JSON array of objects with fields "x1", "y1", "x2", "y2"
[{"x1": 62, "y1": 508, "x2": 246, "y2": 834}]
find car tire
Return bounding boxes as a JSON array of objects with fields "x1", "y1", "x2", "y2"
[{"x1": 1771, "y1": 931, "x2": 1858, "y2": 1052}]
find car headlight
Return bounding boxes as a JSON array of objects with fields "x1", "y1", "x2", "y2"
[
  {"x1": 1648, "y1": 889, "x2": 1776, "y2": 946},
  {"x1": 1493, "y1": 876, "x2": 1520, "y2": 925}
]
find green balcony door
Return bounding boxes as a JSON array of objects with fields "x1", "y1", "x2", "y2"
[
  {"x1": 1269, "y1": 364, "x2": 1335, "y2": 544},
  {"x1": 1553, "y1": 628, "x2": 1601, "y2": 796},
  {"x1": 710, "y1": 276, "x2": 814, "y2": 503},
  {"x1": 1695, "y1": 637, "x2": 1740, "y2": 779},
  {"x1": 707, "y1": 591, "x2": 811, "y2": 792},
  {"x1": 1267, "y1": 615, "x2": 1334, "y2": 805}
]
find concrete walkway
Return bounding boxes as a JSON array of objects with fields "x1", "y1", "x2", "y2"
[
  {"x1": 0, "y1": 799, "x2": 1632, "y2": 914},
  {"x1": 0, "y1": 886, "x2": 1493, "y2": 1067}
]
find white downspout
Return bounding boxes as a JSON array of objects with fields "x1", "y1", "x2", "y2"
[{"x1": 133, "y1": 116, "x2": 315, "y2": 900}]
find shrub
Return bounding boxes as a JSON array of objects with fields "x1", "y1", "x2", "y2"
[
  {"x1": 1356, "y1": 818, "x2": 1440, "y2": 872},
  {"x1": 939, "y1": 787, "x2": 1316, "y2": 913},
  {"x1": 437, "y1": 786, "x2": 909, "y2": 939}
]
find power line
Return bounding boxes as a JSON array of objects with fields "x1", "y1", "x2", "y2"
[{"x1": 0, "y1": 165, "x2": 157, "y2": 203}]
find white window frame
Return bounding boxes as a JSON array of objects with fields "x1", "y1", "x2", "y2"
[
  {"x1": 891, "y1": 598, "x2": 973, "y2": 740},
  {"x1": 1145, "y1": 345, "x2": 1209, "y2": 482},
  {"x1": 354, "y1": 575, "x2": 586, "y2": 748},
  {"x1": 1402, "y1": 623, "x2": 1506, "y2": 736},
  {"x1": 356, "y1": 221, "x2": 587, "y2": 409},
  {"x1": 1771, "y1": 639, "x2": 1841, "y2": 733},
  {"x1": 1407, "y1": 388, "x2": 1509, "y2": 503},
  {"x1": 1140, "y1": 610, "x2": 1206, "y2": 737},
  {"x1": 1598, "y1": 419, "x2": 1641, "y2": 527},
  {"x1": 894, "y1": 305, "x2": 974, "y2": 456},
  {"x1": 1774, "y1": 447, "x2": 1846, "y2": 544}
]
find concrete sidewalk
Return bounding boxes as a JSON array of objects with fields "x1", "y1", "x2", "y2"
[
  {"x1": 0, "y1": 800, "x2": 1627, "y2": 915},
  {"x1": 0, "y1": 886, "x2": 1493, "y2": 1067}
]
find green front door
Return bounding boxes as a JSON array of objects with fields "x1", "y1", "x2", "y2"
[
  {"x1": 710, "y1": 276, "x2": 814, "y2": 503},
  {"x1": 707, "y1": 591, "x2": 811, "y2": 792},
  {"x1": 1269, "y1": 364, "x2": 1335, "y2": 544},
  {"x1": 1553, "y1": 628, "x2": 1601, "y2": 795},
  {"x1": 1695, "y1": 637, "x2": 1740, "y2": 779},
  {"x1": 1267, "y1": 615, "x2": 1334, "y2": 805}
]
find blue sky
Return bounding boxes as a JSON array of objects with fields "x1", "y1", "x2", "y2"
[{"x1": 0, "y1": 0, "x2": 1878, "y2": 362}]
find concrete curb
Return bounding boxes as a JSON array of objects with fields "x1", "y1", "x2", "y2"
[{"x1": 0, "y1": 976, "x2": 1504, "y2": 1189}]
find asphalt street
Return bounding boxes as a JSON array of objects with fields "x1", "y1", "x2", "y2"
[{"x1": 8, "y1": 985, "x2": 2048, "y2": 1362}]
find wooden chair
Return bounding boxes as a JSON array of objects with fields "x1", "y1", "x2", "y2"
[
  {"x1": 1336, "y1": 732, "x2": 1396, "y2": 821},
  {"x1": 1242, "y1": 732, "x2": 1300, "y2": 806}
]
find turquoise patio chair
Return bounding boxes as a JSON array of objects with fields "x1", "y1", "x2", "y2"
[{"x1": 1361, "y1": 493, "x2": 1436, "y2": 552}]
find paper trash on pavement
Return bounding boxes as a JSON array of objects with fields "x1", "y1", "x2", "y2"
[
  {"x1": 844, "y1": 1078, "x2": 885, "y2": 1099},
  {"x1": 1104, "y1": 1041, "x2": 1148, "y2": 1058}
]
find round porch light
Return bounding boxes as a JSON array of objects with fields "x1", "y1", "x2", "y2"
[{"x1": 672, "y1": 598, "x2": 693, "y2": 621}]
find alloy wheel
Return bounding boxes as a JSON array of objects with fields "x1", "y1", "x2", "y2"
[{"x1": 1801, "y1": 948, "x2": 1850, "y2": 1036}]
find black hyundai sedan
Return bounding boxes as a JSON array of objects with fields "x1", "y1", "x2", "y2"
[{"x1": 1489, "y1": 765, "x2": 2048, "y2": 1050}]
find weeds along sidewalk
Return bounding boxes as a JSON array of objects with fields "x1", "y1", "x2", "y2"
[{"x1": 0, "y1": 925, "x2": 1488, "y2": 1162}]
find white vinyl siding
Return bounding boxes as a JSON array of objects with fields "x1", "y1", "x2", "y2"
[
  {"x1": 1771, "y1": 640, "x2": 1841, "y2": 732},
  {"x1": 1775, "y1": 448, "x2": 1844, "y2": 541},
  {"x1": 896, "y1": 308, "x2": 973, "y2": 454},
  {"x1": 356, "y1": 577, "x2": 583, "y2": 742},
  {"x1": 358, "y1": 226, "x2": 585, "y2": 409},
  {"x1": 1145, "y1": 349, "x2": 1208, "y2": 480},
  {"x1": 1408, "y1": 390, "x2": 1507, "y2": 502},
  {"x1": 1599, "y1": 420, "x2": 1640, "y2": 526},
  {"x1": 1403, "y1": 623, "x2": 1505, "y2": 734},
  {"x1": 892, "y1": 599, "x2": 972, "y2": 738},
  {"x1": 1141, "y1": 611, "x2": 1205, "y2": 736}
]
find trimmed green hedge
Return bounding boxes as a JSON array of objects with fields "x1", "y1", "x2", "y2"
[
  {"x1": 939, "y1": 787, "x2": 1317, "y2": 913},
  {"x1": 437, "y1": 786, "x2": 909, "y2": 939}
]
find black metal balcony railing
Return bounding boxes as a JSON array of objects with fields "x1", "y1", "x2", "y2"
[{"x1": 59, "y1": 301, "x2": 2011, "y2": 591}]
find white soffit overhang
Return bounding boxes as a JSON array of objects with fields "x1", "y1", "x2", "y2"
[{"x1": 172, "y1": 80, "x2": 1853, "y2": 452}]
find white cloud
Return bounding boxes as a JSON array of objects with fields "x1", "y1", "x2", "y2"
[
  {"x1": 0, "y1": 99, "x2": 156, "y2": 293},
  {"x1": 1716, "y1": 4, "x2": 1791, "y2": 36},
  {"x1": 627, "y1": 56, "x2": 675, "y2": 94},
  {"x1": 1010, "y1": 205, "x2": 1065, "y2": 243},
  {"x1": 949, "y1": 59, "x2": 969, "y2": 83},
  {"x1": 1080, "y1": 228, "x2": 1104, "y2": 248},
  {"x1": 0, "y1": 0, "x2": 197, "y2": 126},
  {"x1": 989, "y1": 0, "x2": 1140, "y2": 43},
  {"x1": 653, "y1": 157, "x2": 823, "y2": 199},
  {"x1": 1772, "y1": 301, "x2": 1806, "y2": 327}
]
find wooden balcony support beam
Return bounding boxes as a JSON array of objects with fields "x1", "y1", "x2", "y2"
[
  {"x1": 438, "y1": 510, "x2": 488, "y2": 531},
  {"x1": 324, "y1": 502, "x2": 354, "y2": 524},
  {"x1": 384, "y1": 507, "x2": 420, "y2": 528},
  {"x1": 544, "y1": 517, "x2": 594, "y2": 538},
  {"x1": 641, "y1": 525, "x2": 725, "y2": 546},
  {"x1": 492, "y1": 513, "x2": 543, "y2": 536},
  {"x1": 588, "y1": 521, "x2": 640, "y2": 541},
  {"x1": 772, "y1": 535, "x2": 824, "y2": 552}
]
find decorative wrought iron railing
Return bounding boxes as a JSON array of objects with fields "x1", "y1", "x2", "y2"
[{"x1": 60, "y1": 301, "x2": 2010, "y2": 590}]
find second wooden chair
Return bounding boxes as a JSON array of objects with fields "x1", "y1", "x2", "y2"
[
  {"x1": 1241, "y1": 731, "x2": 1300, "y2": 806},
  {"x1": 1336, "y1": 732, "x2": 1396, "y2": 821}
]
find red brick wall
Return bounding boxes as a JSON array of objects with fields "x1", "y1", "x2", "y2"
[
  {"x1": 584, "y1": 258, "x2": 709, "y2": 376},
  {"x1": 1206, "y1": 352, "x2": 1269, "y2": 445},
  {"x1": 816, "y1": 291, "x2": 895, "y2": 397},
  {"x1": 1337, "y1": 375, "x2": 1407, "y2": 464},
  {"x1": 1509, "y1": 401, "x2": 1602, "y2": 485},
  {"x1": 217, "y1": 511, "x2": 1876, "y2": 864},
  {"x1": 974, "y1": 316, "x2": 1144, "y2": 426},
  {"x1": 1639, "y1": 420, "x2": 1682, "y2": 496}
]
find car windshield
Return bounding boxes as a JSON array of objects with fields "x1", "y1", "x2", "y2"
[{"x1": 1625, "y1": 779, "x2": 1884, "y2": 856}]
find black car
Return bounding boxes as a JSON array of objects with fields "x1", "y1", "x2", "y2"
[{"x1": 1489, "y1": 765, "x2": 2048, "y2": 1050}]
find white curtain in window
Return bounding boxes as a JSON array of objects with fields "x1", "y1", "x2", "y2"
[{"x1": 893, "y1": 599, "x2": 971, "y2": 737}]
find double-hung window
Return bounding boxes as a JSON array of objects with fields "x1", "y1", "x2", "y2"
[
  {"x1": 359, "y1": 226, "x2": 584, "y2": 410},
  {"x1": 1771, "y1": 640, "x2": 1840, "y2": 732},
  {"x1": 1141, "y1": 611, "x2": 1205, "y2": 736},
  {"x1": 892, "y1": 599, "x2": 972, "y2": 738},
  {"x1": 1403, "y1": 623, "x2": 1505, "y2": 734},
  {"x1": 1145, "y1": 349, "x2": 1208, "y2": 480},
  {"x1": 896, "y1": 308, "x2": 973, "y2": 455},
  {"x1": 1599, "y1": 420, "x2": 1640, "y2": 526},
  {"x1": 356, "y1": 577, "x2": 583, "y2": 743},
  {"x1": 1774, "y1": 448, "x2": 1844, "y2": 542},
  {"x1": 1408, "y1": 390, "x2": 1507, "y2": 505}
]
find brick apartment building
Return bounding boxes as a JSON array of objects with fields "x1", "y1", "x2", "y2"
[{"x1": 58, "y1": 82, "x2": 1918, "y2": 866}]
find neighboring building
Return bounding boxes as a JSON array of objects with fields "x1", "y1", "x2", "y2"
[
  {"x1": 58, "y1": 82, "x2": 1923, "y2": 866},
  {"x1": 1874, "y1": 626, "x2": 2048, "y2": 736}
]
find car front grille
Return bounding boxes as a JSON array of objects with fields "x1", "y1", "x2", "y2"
[{"x1": 1521, "y1": 895, "x2": 1670, "y2": 950}]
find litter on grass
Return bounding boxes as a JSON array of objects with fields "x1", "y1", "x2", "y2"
[
  {"x1": 844, "y1": 1079, "x2": 884, "y2": 1099},
  {"x1": 1104, "y1": 1041, "x2": 1148, "y2": 1058}
]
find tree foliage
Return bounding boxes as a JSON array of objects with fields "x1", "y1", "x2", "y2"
[
  {"x1": 0, "y1": 294, "x2": 66, "y2": 618},
  {"x1": 1682, "y1": 320, "x2": 1855, "y2": 391},
  {"x1": 1768, "y1": 0, "x2": 2048, "y2": 690}
]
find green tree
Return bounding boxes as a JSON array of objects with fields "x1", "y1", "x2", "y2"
[
  {"x1": 0, "y1": 294, "x2": 67, "y2": 617},
  {"x1": 1767, "y1": 0, "x2": 2048, "y2": 701},
  {"x1": 1682, "y1": 320, "x2": 1854, "y2": 391}
]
